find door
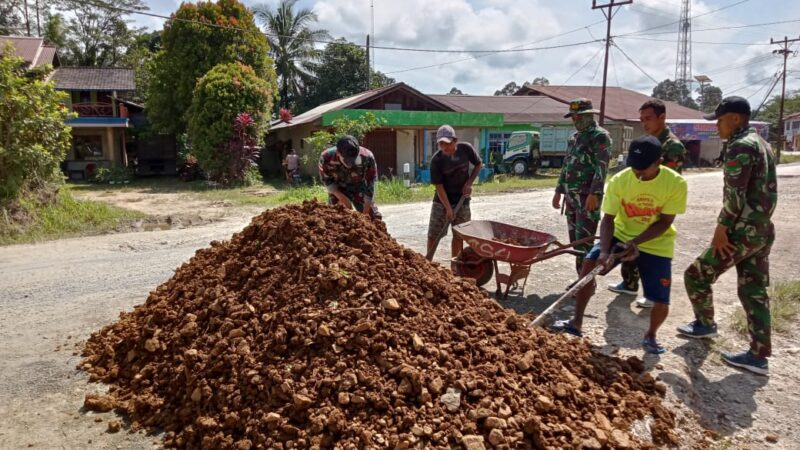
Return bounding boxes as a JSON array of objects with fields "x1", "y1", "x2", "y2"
[{"x1": 362, "y1": 129, "x2": 397, "y2": 177}]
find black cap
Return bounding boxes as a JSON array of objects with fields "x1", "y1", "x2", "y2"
[
  {"x1": 627, "y1": 135, "x2": 663, "y2": 170},
  {"x1": 336, "y1": 135, "x2": 361, "y2": 166},
  {"x1": 704, "y1": 96, "x2": 751, "y2": 120}
]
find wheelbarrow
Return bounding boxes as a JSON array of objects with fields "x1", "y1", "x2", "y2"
[{"x1": 451, "y1": 220, "x2": 595, "y2": 299}]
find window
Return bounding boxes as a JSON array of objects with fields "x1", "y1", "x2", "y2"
[
  {"x1": 384, "y1": 103, "x2": 402, "y2": 111},
  {"x1": 73, "y1": 135, "x2": 103, "y2": 160},
  {"x1": 488, "y1": 132, "x2": 513, "y2": 154}
]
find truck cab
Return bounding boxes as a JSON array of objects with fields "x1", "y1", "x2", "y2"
[{"x1": 502, "y1": 131, "x2": 541, "y2": 175}]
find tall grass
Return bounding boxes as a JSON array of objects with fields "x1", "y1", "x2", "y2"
[
  {"x1": 0, "y1": 190, "x2": 144, "y2": 245},
  {"x1": 731, "y1": 280, "x2": 800, "y2": 335}
]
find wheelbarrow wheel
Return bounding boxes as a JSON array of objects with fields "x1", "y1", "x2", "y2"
[{"x1": 454, "y1": 247, "x2": 494, "y2": 287}]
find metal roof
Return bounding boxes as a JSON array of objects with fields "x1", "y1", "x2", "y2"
[
  {"x1": 429, "y1": 94, "x2": 570, "y2": 124},
  {"x1": 0, "y1": 36, "x2": 59, "y2": 67},
  {"x1": 515, "y1": 85, "x2": 706, "y2": 121},
  {"x1": 51, "y1": 67, "x2": 136, "y2": 91}
]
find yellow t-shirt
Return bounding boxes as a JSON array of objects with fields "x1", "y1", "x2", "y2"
[{"x1": 602, "y1": 167, "x2": 687, "y2": 258}]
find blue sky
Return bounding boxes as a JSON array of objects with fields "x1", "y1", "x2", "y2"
[{"x1": 132, "y1": 0, "x2": 800, "y2": 102}]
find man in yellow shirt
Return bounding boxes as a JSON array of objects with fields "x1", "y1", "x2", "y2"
[{"x1": 552, "y1": 135, "x2": 688, "y2": 354}]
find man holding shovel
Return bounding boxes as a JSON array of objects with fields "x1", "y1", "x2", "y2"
[
  {"x1": 551, "y1": 135, "x2": 687, "y2": 354},
  {"x1": 425, "y1": 125, "x2": 483, "y2": 262}
]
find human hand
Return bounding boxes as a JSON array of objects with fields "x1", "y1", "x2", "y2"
[
  {"x1": 711, "y1": 224, "x2": 735, "y2": 259},
  {"x1": 585, "y1": 194, "x2": 599, "y2": 212},
  {"x1": 552, "y1": 192, "x2": 562, "y2": 210}
]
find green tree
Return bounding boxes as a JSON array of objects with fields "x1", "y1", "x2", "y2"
[
  {"x1": 186, "y1": 62, "x2": 275, "y2": 183},
  {"x1": 303, "y1": 112, "x2": 386, "y2": 165},
  {"x1": 121, "y1": 31, "x2": 161, "y2": 103},
  {"x1": 55, "y1": 0, "x2": 147, "y2": 66},
  {"x1": 754, "y1": 91, "x2": 800, "y2": 141},
  {"x1": 253, "y1": 0, "x2": 330, "y2": 110},
  {"x1": 147, "y1": 0, "x2": 277, "y2": 136},
  {"x1": 531, "y1": 76, "x2": 549, "y2": 86},
  {"x1": 0, "y1": 49, "x2": 74, "y2": 205},
  {"x1": 1, "y1": 1, "x2": 25, "y2": 35},
  {"x1": 43, "y1": 12, "x2": 68, "y2": 48},
  {"x1": 494, "y1": 81, "x2": 519, "y2": 96},
  {"x1": 301, "y1": 39, "x2": 395, "y2": 112},
  {"x1": 697, "y1": 85, "x2": 723, "y2": 113},
  {"x1": 652, "y1": 79, "x2": 698, "y2": 109},
  {"x1": 448, "y1": 87, "x2": 464, "y2": 95}
]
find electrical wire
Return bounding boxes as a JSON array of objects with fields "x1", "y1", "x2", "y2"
[
  {"x1": 615, "y1": 35, "x2": 771, "y2": 46},
  {"x1": 617, "y1": 0, "x2": 751, "y2": 37},
  {"x1": 512, "y1": 45, "x2": 606, "y2": 116},
  {"x1": 612, "y1": 42, "x2": 659, "y2": 84},
  {"x1": 625, "y1": 18, "x2": 800, "y2": 38}
]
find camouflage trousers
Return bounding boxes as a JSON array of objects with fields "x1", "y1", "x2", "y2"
[
  {"x1": 564, "y1": 193, "x2": 600, "y2": 274},
  {"x1": 684, "y1": 225, "x2": 774, "y2": 358},
  {"x1": 328, "y1": 189, "x2": 382, "y2": 220},
  {"x1": 620, "y1": 262, "x2": 641, "y2": 291}
]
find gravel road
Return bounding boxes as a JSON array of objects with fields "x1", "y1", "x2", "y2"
[{"x1": 2, "y1": 165, "x2": 799, "y2": 449}]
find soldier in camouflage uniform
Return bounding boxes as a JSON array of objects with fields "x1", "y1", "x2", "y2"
[
  {"x1": 677, "y1": 97, "x2": 777, "y2": 376},
  {"x1": 319, "y1": 135, "x2": 381, "y2": 219},
  {"x1": 552, "y1": 98, "x2": 611, "y2": 274},
  {"x1": 610, "y1": 99, "x2": 688, "y2": 307}
]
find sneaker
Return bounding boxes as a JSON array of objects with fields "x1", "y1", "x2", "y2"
[
  {"x1": 676, "y1": 320, "x2": 718, "y2": 339},
  {"x1": 550, "y1": 319, "x2": 583, "y2": 337},
  {"x1": 721, "y1": 350, "x2": 769, "y2": 375},
  {"x1": 642, "y1": 337, "x2": 666, "y2": 354},
  {"x1": 607, "y1": 282, "x2": 638, "y2": 296},
  {"x1": 635, "y1": 297, "x2": 656, "y2": 308}
]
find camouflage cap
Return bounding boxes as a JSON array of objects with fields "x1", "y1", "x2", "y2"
[{"x1": 563, "y1": 98, "x2": 600, "y2": 118}]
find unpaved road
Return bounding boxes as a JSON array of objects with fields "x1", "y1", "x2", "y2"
[{"x1": 2, "y1": 165, "x2": 800, "y2": 449}]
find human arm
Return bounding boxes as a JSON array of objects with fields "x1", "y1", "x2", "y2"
[
  {"x1": 586, "y1": 132, "x2": 611, "y2": 211},
  {"x1": 463, "y1": 144, "x2": 483, "y2": 196}
]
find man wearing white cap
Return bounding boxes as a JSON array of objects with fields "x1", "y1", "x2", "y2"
[{"x1": 426, "y1": 125, "x2": 483, "y2": 261}]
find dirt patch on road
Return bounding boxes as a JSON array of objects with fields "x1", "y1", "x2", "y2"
[{"x1": 81, "y1": 202, "x2": 677, "y2": 449}]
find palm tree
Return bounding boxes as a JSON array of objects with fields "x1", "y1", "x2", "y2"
[{"x1": 253, "y1": 0, "x2": 330, "y2": 111}]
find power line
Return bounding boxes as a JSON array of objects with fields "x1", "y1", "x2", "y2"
[
  {"x1": 626, "y1": 18, "x2": 800, "y2": 37},
  {"x1": 513, "y1": 45, "x2": 606, "y2": 116},
  {"x1": 77, "y1": 0, "x2": 604, "y2": 56},
  {"x1": 612, "y1": 42, "x2": 659, "y2": 84},
  {"x1": 617, "y1": 0, "x2": 751, "y2": 37},
  {"x1": 615, "y1": 35, "x2": 771, "y2": 46}
]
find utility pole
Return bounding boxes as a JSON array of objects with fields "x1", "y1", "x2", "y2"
[
  {"x1": 366, "y1": 35, "x2": 371, "y2": 91},
  {"x1": 370, "y1": 0, "x2": 375, "y2": 75},
  {"x1": 771, "y1": 35, "x2": 800, "y2": 160},
  {"x1": 592, "y1": 0, "x2": 632, "y2": 126}
]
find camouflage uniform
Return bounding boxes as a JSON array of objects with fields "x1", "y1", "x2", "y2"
[
  {"x1": 556, "y1": 99, "x2": 611, "y2": 273},
  {"x1": 684, "y1": 126, "x2": 777, "y2": 358},
  {"x1": 318, "y1": 146, "x2": 380, "y2": 217},
  {"x1": 620, "y1": 126, "x2": 688, "y2": 289}
]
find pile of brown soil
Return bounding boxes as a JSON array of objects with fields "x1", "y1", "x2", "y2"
[{"x1": 81, "y1": 201, "x2": 677, "y2": 449}]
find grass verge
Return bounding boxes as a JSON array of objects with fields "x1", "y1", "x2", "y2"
[
  {"x1": 780, "y1": 153, "x2": 800, "y2": 164},
  {"x1": 0, "y1": 189, "x2": 145, "y2": 246},
  {"x1": 730, "y1": 280, "x2": 800, "y2": 335}
]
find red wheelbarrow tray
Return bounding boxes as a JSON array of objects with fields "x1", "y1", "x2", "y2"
[{"x1": 452, "y1": 220, "x2": 559, "y2": 265}]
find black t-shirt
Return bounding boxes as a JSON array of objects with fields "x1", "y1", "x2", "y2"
[{"x1": 430, "y1": 142, "x2": 482, "y2": 205}]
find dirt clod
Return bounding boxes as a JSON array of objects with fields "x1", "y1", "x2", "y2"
[
  {"x1": 107, "y1": 420, "x2": 122, "y2": 433},
  {"x1": 80, "y1": 202, "x2": 674, "y2": 449}
]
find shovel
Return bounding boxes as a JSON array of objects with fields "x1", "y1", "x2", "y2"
[
  {"x1": 425, "y1": 195, "x2": 469, "y2": 261},
  {"x1": 527, "y1": 253, "x2": 620, "y2": 328}
]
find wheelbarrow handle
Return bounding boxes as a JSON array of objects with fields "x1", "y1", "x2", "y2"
[{"x1": 552, "y1": 235, "x2": 598, "y2": 250}]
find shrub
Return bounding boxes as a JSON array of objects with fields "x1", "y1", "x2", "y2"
[{"x1": 186, "y1": 63, "x2": 274, "y2": 184}]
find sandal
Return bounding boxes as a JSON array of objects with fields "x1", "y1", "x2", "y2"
[
  {"x1": 550, "y1": 319, "x2": 583, "y2": 337},
  {"x1": 642, "y1": 337, "x2": 666, "y2": 354}
]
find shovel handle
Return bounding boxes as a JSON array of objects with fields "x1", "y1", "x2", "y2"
[{"x1": 527, "y1": 255, "x2": 617, "y2": 328}]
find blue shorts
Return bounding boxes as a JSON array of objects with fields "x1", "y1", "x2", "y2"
[{"x1": 586, "y1": 238, "x2": 672, "y2": 304}]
